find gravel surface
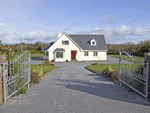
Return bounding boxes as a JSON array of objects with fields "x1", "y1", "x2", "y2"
[{"x1": 0, "y1": 57, "x2": 150, "y2": 113}]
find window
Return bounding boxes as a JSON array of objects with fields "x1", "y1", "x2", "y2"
[
  {"x1": 84, "y1": 51, "x2": 88, "y2": 56},
  {"x1": 46, "y1": 51, "x2": 48, "y2": 56},
  {"x1": 62, "y1": 41, "x2": 69, "y2": 45},
  {"x1": 56, "y1": 52, "x2": 63, "y2": 58},
  {"x1": 93, "y1": 51, "x2": 98, "y2": 56},
  {"x1": 92, "y1": 42, "x2": 95, "y2": 44}
]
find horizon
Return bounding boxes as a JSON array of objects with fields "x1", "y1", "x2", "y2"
[{"x1": 0, "y1": 0, "x2": 150, "y2": 45}]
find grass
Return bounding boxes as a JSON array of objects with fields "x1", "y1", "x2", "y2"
[
  {"x1": 86, "y1": 64, "x2": 119, "y2": 73},
  {"x1": 30, "y1": 53, "x2": 43, "y2": 59},
  {"x1": 108, "y1": 54, "x2": 144, "y2": 63},
  {"x1": 31, "y1": 64, "x2": 56, "y2": 73}
]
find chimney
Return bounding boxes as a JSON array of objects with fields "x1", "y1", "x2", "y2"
[{"x1": 58, "y1": 33, "x2": 62, "y2": 38}]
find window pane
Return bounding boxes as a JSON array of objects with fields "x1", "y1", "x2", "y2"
[
  {"x1": 56, "y1": 52, "x2": 63, "y2": 58},
  {"x1": 62, "y1": 41, "x2": 65, "y2": 44},
  {"x1": 46, "y1": 51, "x2": 48, "y2": 56},
  {"x1": 84, "y1": 52, "x2": 86, "y2": 56},
  {"x1": 65, "y1": 41, "x2": 69, "y2": 45}
]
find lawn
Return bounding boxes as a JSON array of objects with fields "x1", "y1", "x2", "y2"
[
  {"x1": 30, "y1": 53, "x2": 43, "y2": 58},
  {"x1": 31, "y1": 64, "x2": 56, "y2": 73},
  {"x1": 108, "y1": 54, "x2": 144, "y2": 63},
  {"x1": 86, "y1": 64, "x2": 119, "y2": 73}
]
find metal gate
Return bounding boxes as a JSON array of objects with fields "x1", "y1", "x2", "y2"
[
  {"x1": 119, "y1": 49, "x2": 149, "y2": 100},
  {"x1": 2, "y1": 51, "x2": 30, "y2": 103}
]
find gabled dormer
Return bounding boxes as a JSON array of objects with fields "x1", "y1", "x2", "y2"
[{"x1": 89, "y1": 38, "x2": 97, "y2": 46}]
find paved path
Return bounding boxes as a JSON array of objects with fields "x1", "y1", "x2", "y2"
[{"x1": 1, "y1": 59, "x2": 150, "y2": 113}]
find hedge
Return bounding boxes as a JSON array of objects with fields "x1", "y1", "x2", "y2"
[{"x1": 107, "y1": 51, "x2": 144, "y2": 57}]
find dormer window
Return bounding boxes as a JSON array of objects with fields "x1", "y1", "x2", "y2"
[{"x1": 89, "y1": 38, "x2": 97, "y2": 46}]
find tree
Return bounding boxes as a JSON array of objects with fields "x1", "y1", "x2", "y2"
[
  {"x1": 37, "y1": 46, "x2": 42, "y2": 51},
  {"x1": 140, "y1": 43, "x2": 150, "y2": 52}
]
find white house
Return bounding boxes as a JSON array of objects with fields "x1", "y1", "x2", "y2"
[{"x1": 42, "y1": 32, "x2": 108, "y2": 62}]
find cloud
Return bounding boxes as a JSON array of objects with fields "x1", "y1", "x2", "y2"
[
  {"x1": 100, "y1": 15, "x2": 118, "y2": 24},
  {"x1": 76, "y1": 25, "x2": 150, "y2": 44},
  {"x1": 23, "y1": 31, "x2": 44, "y2": 40},
  {"x1": 114, "y1": 25, "x2": 132, "y2": 35},
  {"x1": 63, "y1": 28, "x2": 71, "y2": 32},
  {"x1": 0, "y1": 30, "x2": 17, "y2": 39},
  {"x1": 0, "y1": 23, "x2": 7, "y2": 27},
  {"x1": 45, "y1": 33, "x2": 57, "y2": 39},
  {"x1": 134, "y1": 27, "x2": 149, "y2": 35}
]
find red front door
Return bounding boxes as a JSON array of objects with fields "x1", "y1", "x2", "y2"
[{"x1": 71, "y1": 51, "x2": 76, "y2": 60}]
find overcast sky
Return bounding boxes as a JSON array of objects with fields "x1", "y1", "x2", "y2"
[{"x1": 0, "y1": 0, "x2": 150, "y2": 44}]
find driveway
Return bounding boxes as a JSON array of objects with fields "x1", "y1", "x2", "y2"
[{"x1": 1, "y1": 58, "x2": 150, "y2": 113}]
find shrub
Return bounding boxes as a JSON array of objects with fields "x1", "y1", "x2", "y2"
[
  {"x1": 91, "y1": 63, "x2": 93, "y2": 66},
  {"x1": 43, "y1": 59, "x2": 51, "y2": 66},
  {"x1": 31, "y1": 70, "x2": 40, "y2": 83},
  {"x1": 110, "y1": 69, "x2": 119, "y2": 81},
  {"x1": 50, "y1": 64, "x2": 55, "y2": 66},
  {"x1": 93, "y1": 62, "x2": 99, "y2": 65},
  {"x1": 102, "y1": 66, "x2": 113, "y2": 74},
  {"x1": 32, "y1": 67, "x2": 43, "y2": 77}
]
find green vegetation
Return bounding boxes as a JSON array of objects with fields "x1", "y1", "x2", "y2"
[
  {"x1": 30, "y1": 53, "x2": 43, "y2": 58},
  {"x1": 30, "y1": 64, "x2": 56, "y2": 84},
  {"x1": 108, "y1": 54, "x2": 144, "y2": 62},
  {"x1": 31, "y1": 64, "x2": 56, "y2": 73},
  {"x1": 86, "y1": 64, "x2": 119, "y2": 73},
  {"x1": 32, "y1": 67, "x2": 43, "y2": 77},
  {"x1": 102, "y1": 66, "x2": 113, "y2": 74}
]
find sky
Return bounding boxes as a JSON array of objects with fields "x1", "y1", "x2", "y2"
[{"x1": 0, "y1": 0, "x2": 150, "y2": 44}]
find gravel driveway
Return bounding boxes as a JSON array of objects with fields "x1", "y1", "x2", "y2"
[{"x1": 0, "y1": 57, "x2": 150, "y2": 113}]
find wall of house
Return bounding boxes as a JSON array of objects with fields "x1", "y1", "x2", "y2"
[
  {"x1": 48, "y1": 34, "x2": 82, "y2": 62},
  {"x1": 43, "y1": 51, "x2": 48, "y2": 60},
  {"x1": 81, "y1": 51, "x2": 107, "y2": 61}
]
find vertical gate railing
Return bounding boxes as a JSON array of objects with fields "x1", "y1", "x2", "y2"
[
  {"x1": 2, "y1": 50, "x2": 30, "y2": 103},
  {"x1": 119, "y1": 49, "x2": 149, "y2": 100}
]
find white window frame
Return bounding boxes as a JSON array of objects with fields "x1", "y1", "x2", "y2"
[
  {"x1": 84, "y1": 51, "x2": 88, "y2": 56},
  {"x1": 93, "y1": 51, "x2": 98, "y2": 56},
  {"x1": 91, "y1": 41, "x2": 96, "y2": 46},
  {"x1": 56, "y1": 51, "x2": 64, "y2": 58},
  {"x1": 62, "y1": 40, "x2": 69, "y2": 45}
]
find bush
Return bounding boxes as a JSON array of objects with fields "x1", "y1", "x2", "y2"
[
  {"x1": 93, "y1": 62, "x2": 99, "y2": 65},
  {"x1": 91, "y1": 63, "x2": 93, "y2": 66},
  {"x1": 110, "y1": 69, "x2": 119, "y2": 81},
  {"x1": 102, "y1": 66, "x2": 113, "y2": 74},
  {"x1": 50, "y1": 64, "x2": 55, "y2": 66},
  {"x1": 32, "y1": 67, "x2": 43, "y2": 77},
  {"x1": 43, "y1": 59, "x2": 51, "y2": 66},
  {"x1": 31, "y1": 70, "x2": 40, "y2": 83}
]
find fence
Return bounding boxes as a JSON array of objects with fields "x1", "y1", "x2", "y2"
[
  {"x1": 119, "y1": 49, "x2": 149, "y2": 100},
  {"x1": 2, "y1": 50, "x2": 30, "y2": 103}
]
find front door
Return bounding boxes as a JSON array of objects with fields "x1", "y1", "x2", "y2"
[{"x1": 71, "y1": 51, "x2": 76, "y2": 60}]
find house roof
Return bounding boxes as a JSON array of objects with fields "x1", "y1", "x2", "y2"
[
  {"x1": 42, "y1": 42, "x2": 55, "y2": 51},
  {"x1": 54, "y1": 48, "x2": 66, "y2": 51},
  {"x1": 68, "y1": 34, "x2": 108, "y2": 50}
]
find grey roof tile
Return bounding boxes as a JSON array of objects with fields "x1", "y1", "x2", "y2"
[
  {"x1": 42, "y1": 42, "x2": 55, "y2": 51},
  {"x1": 54, "y1": 48, "x2": 66, "y2": 51},
  {"x1": 68, "y1": 34, "x2": 108, "y2": 50}
]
